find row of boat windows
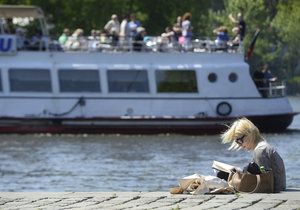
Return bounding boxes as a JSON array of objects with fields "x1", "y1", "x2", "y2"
[{"x1": 0, "y1": 69, "x2": 238, "y2": 93}]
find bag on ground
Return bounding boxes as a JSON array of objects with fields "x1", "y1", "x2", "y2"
[{"x1": 228, "y1": 170, "x2": 274, "y2": 193}]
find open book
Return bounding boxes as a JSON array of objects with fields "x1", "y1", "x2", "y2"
[{"x1": 212, "y1": 160, "x2": 236, "y2": 174}]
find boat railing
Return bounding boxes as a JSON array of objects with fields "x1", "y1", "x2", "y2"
[
  {"x1": 1, "y1": 25, "x2": 242, "y2": 53},
  {"x1": 257, "y1": 81, "x2": 286, "y2": 98},
  {"x1": 55, "y1": 36, "x2": 242, "y2": 53},
  {"x1": 5, "y1": 34, "x2": 241, "y2": 53},
  {"x1": 0, "y1": 32, "x2": 243, "y2": 53}
]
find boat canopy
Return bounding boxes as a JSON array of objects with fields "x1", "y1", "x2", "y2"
[
  {"x1": 0, "y1": 5, "x2": 45, "y2": 18},
  {"x1": 0, "y1": 5, "x2": 48, "y2": 36}
]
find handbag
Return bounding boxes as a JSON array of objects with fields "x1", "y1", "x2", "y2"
[{"x1": 228, "y1": 170, "x2": 274, "y2": 193}]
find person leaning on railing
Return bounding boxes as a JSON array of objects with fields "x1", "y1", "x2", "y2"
[
  {"x1": 253, "y1": 63, "x2": 277, "y2": 97},
  {"x1": 262, "y1": 63, "x2": 277, "y2": 82}
]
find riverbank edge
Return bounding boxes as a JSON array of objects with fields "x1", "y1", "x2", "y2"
[{"x1": 0, "y1": 189, "x2": 300, "y2": 209}]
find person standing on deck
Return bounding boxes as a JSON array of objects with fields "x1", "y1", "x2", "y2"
[
  {"x1": 229, "y1": 12, "x2": 246, "y2": 42},
  {"x1": 119, "y1": 14, "x2": 130, "y2": 50},
  {"x1": 181, "y1": 12, "x2": 193, "y2": 51},
  {"x1": 229, "y1": 12, "x2": 246, "y2": 52},
  {"x1": 104, "y1": 14, "x2": 120, "y2": 47}
]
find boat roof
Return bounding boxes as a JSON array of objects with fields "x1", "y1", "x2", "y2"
[{"x1": 0, "y1": 5, "x2": 45, "y2": 19}]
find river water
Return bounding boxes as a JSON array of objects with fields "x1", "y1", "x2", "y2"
[{"x1": 0, "y1": 97, "x2": 299, "y2": 192}]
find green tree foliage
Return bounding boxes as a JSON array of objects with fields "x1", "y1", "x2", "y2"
[{"x1": 271, "y1": 0, "x2": 300, "y2": 94}]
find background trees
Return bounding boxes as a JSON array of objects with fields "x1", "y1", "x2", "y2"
[{"x1": 1, "y1": 0, "x2": 299, "y2": 94}]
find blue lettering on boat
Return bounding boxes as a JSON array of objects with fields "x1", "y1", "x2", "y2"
[{"x1": 0, "y1": 37, "x2": 12, "y2": 52}]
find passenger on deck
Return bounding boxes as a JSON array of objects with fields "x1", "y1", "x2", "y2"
[
  {"x1": 181, "y1": 12, "x2": 193, "y2": 51},
  {"x1": 104, "y1": 14, "x2": 120, "y2": 47},
  {"x1": 88, "y1": 29, "x2": 100, "y2": 51},
  {"x1": 213, "y1": 26, "x2": 230, "y2": 49},
  {"x1": 99, "y1": 30, "x2": 108, "y2": 43},
  {"x1": 172, "y1": 16, "x2": 182, "y2": 43},
  {"x1": 15, "y1": 27, "x2": 29, "y2": 50},
  {"x1": 29, "y1": 29, "x2": 46, "y2": 51},
  {"x1": 128, "y1": 13, "x2": 141, "y2": 41},
  {"x1": 133, "y1": 27, "x2": 146, "y2": 51},
  {"x1": 65, "y1": 28, "x2": 87, "y2": 50},
  {"x1": 119, "y1": 14, "x2": 130, "y2": 50},
  {"x1": 88, "y1": 29, "x2": 99, "y2": 40},
  {"x1": 262, "y1": 63, "x2": 277, "y2": 82},
  {"x1": 58, "y1": 28, "x2": 70, "y2": 46},
  {"x1": 228, "y1": 27, "x2": 240, "y2": 49},
  {"x1": 229, "y1": 12, "x2": 246, "y2": 42},
  {"x1": 160, "y1": 26, "x2": 176, "y2": 50},
  {"x1": 253, "y1": 63, "x2": 277, "y2": 97}
]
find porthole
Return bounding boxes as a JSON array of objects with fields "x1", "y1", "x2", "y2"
[
  {"x1": 229, "y1": 72, "x2": 238, "y2": 82},
  {"x1": 216, "y1": 102, "x2": 232, "y2": 116},
  {"x1": 208, "y1": 73, "x2": 217, "y2": 83}
]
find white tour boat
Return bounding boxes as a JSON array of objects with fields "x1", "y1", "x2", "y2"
[{"x1": 0, "y1": 5, "x2": 296, "y2": 134}]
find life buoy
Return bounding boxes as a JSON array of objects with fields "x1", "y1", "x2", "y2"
[{"x1": 216, "y1": 102, "x2": 232, "y2": 116}]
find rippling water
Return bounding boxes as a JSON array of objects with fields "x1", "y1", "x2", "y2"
[{"x1": 0, "y1": 97, "x2": 299, "y2": 192}]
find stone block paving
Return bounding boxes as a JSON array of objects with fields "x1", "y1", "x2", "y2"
[{"x1": 0, "y1": 189, "x2": 299, "y2": 209}]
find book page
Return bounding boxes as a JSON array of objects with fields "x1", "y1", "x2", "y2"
[{"x1": 212, "y1": 160, "x2": 236, "y2": 173}]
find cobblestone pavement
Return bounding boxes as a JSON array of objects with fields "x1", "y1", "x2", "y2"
[{"x1": 0, "y1": 189, "x2": 299, "y2": 209}]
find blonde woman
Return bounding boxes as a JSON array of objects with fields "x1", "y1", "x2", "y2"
[{"x1": 221, "y1": 117, "x2": 286, "y2": 193}]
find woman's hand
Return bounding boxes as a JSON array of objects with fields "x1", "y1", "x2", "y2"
[{"x1": 231, "y1": 167, "x2": 242, "y2": 173}]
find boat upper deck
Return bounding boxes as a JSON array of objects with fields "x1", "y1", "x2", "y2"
[{"x1": 0, "y1": 5, "x2": 241, "y2": 55}]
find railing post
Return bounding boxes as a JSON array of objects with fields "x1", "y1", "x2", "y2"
[{"x1": 269, "y1": 82, "x2": 272, "y2": 97}]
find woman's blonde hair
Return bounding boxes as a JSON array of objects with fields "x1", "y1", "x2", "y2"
[{"x1": 221, "y1": 117, "x2": 263, "y2": 150}]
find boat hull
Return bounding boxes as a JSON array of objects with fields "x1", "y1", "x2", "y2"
[{"x1": 0, "y1": 113, "x2": 295, "y2": 134}]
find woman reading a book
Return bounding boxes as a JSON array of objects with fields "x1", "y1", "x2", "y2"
[{"x1": 220, "y1": 117, "x2": 286, "y2": 193}]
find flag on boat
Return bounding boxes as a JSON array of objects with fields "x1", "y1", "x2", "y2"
[{"x1": 245, "y1": 29, "x2": 260, "y2": 61}]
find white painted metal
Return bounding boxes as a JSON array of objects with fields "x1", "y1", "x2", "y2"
[{"x1": 0, "y1": 50, "x2": 294, "y2": 120}]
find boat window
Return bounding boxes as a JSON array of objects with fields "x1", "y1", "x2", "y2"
[
  {"x1": 107, "y1": 70, "x2": 149, "y2": 93},
  {"x1": 156, "y1": 70, "x2": 198, "y2": 93},
  {"x1": 58, "y1": 69, "x2": 101, "y2": 92},
  {"x1": 9, "y1": 69, "x2": 52, "y2": 92},
  {"x1": 229, "y1": 72, "x2": 238, "y2": 82},
  {"x1": 208, "y1": 73, "x2": 217, "y2": 83}
]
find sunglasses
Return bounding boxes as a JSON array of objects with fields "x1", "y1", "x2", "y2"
[{"x1": 235, "y1": 135, "x2": 246, "y2": 146}]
